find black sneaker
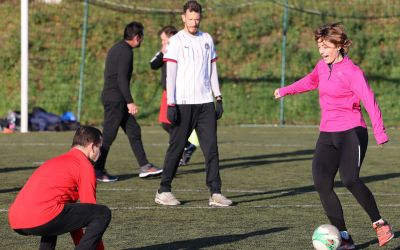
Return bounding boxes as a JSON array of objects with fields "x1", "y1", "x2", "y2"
[
  {"x1": 179, "y1": 144, "x2": 196, "y2": 166},
  {"x1": 338, "y1": 234, "x2": 355, "y2": 250},
  {"x1": 96, "y1": 170, "x2": 119, "y2": 183}
]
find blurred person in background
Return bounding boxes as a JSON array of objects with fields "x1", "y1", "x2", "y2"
[
  {"x1": 96, "y1": 21, "x2": 162, "y2": 182},
  {"x1": 150, "y1": 25, "x2": 199, "y2": 167}
]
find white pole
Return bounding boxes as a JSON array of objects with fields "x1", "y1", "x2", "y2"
[{"x1": 21, "y1": 0, "x2": 29, "y2": 133}]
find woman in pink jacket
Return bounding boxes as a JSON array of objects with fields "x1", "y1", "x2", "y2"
[{"x1": 274, "y1": 23, "x2": 393, "y2": 249}]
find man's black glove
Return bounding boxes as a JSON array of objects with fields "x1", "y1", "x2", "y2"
[
  {"x1": 167, "y1": 105, "x2": 179, "y2": 125},
  {"x1": 215, "y1": 99, "x2": 223, "y2": 120}
]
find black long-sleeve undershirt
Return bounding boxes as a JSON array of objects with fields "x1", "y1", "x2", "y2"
[
  {"x1": 150, "y1": 51, "x2": 167, "y2": 90},
  {"x1": 102, "y1": 41, "x2": 134, "y2": 103}
]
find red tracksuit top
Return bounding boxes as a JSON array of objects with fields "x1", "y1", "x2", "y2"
[{"x1": 8, "y1": 148, "x2": 97, "y2": 229}]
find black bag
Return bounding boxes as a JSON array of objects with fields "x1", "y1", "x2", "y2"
[{"x1": 30, "y1": 107, "x2": 62, "y2": 131}]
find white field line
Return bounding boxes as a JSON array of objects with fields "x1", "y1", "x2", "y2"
[
  {"x1": 107, "y1": 204, "x2": 400, "y2": 210},
  {"x1": 97, "y1": 188, "x2": 400, "y2": 196},
  {"x1": 4, "y1": 187, "x2": 397, "y2": 197},
  {"x1": 2, "y1": 142, "x2": 398, "y2": 149},
  {"x1": 2, "y1": 189, "x2": 399, "y2": 213},
  {"x1": 3, "y1": 142, "x2": 308, "y2": 148},
  {"x1": 0, "y1": 143, "x2": 165, "y2": 146},
  {"x1": 1, "y1": 143, "x2": 71, "y2": 146},
  {"x1": 2, "y1": 203, "x2": 400, "y2": 213},
  {"x1": 239, "y1": 124, "x2": 319, "y2": 128},
  {"x1": 238, "y1": 124, "x2": 399, "y2": 131},
  {"x1": 238, "y1": 143, "x2": 399, "y2": 149}
]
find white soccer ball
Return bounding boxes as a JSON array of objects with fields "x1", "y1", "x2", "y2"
[{"x1": 312, "y1": 224, "x2": 341, "y2": 250}]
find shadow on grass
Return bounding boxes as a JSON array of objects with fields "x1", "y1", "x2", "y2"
[
  {"x1": 116, "y1": 173, "x2": 137, "y2": 181},
  {"x1": 232, "y1": 172, "x2": 400, "y2": 204},
  {"x1": 0, "y1": 166, "x2": 36, "y2": 173},
  {"x1": 356, "y1": 230, "x2": 400, "y2": 249},
  {"x1": 123, "y1": 227, "x2": 288, "y2": 250},
  {"x1": 0, "y1": 187, "x2": 21, "y2": 193},
  {"x1": 113, "y1": 149, "x2": 314, "y2": 181},
  {"x1": 113, "y1": 173, "x2": 163, "y2": 182},
  {"x1": 179, "y1": 149, "x2": 315, "y2": 175},
  {"x1": 219, "y1": 150, "x2": 315, "y2": 162}
]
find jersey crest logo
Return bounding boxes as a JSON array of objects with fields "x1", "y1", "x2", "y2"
[{"x1": 205, "y1": 43, "x2": 209, "y2": 50}]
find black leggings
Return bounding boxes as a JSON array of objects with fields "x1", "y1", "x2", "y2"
[
  {"x1": 15, "y1": 203, "x2": 111, "y2": 250},
  {"x1": 312, "y1": 127, "x2": 381, "y2": 231}
]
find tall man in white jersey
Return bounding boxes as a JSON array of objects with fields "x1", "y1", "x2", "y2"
[{"x1": 155, "y1": 0, "x2": 232, "y2": 207}]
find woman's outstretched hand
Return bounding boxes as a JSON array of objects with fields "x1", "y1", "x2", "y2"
[{"x1": 274, "y1": 89, "x2": 281, "y2": 99}]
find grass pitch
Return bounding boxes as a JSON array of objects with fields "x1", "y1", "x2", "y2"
[{"x1": 1, "y1": 126, "x2": 399, "y2": 249}]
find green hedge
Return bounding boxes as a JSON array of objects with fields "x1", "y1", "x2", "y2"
[{"x1": 1, "y1": 1, "x2": 399, "y2": 126}]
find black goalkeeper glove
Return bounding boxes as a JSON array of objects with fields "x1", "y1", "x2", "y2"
[
  {"x1": 167, "y1": 105, "x2": 179, "y2": 125},
  {"x1": 215, "y1": 99, "x2": 223, "y2": 120}
]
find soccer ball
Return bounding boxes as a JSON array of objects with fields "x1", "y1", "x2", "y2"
[{"x1": 312, "y1": 224, "x2": 341, "y2": 250}]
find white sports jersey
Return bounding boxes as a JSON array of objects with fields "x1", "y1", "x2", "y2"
[{"x1": 164, "y1": 30, "x2": 219, "y2": 104}]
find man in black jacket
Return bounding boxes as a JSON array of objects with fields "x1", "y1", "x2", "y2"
[{"x1": 96, "y1": 21, "x2": 162, "y2": 182}]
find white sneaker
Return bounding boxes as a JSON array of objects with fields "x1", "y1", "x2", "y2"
[
  {"x1": 209, "y1": 193, "x2": 232, "y2": 207},
  {"x1": 155, "y1": 191, "x2": 181, "y2": 206}
]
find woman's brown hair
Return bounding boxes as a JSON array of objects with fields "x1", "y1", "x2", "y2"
[{"x1": 314, "y1": 23, "x2": 352, "y2": 55}]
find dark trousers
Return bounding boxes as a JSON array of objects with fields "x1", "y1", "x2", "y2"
[
  {"x1": 14, "y1": 203, "x2": 111, "y2": 250},
  {"x1": 95, "y1": 101, "x2": 149, "y2": 172},
  {"x1": 312, "y1": 126, "x2": 381, "y2": 231},
  {"x1": 161, "y1": 123, "x2": 191, "y2": 148},
  {"x1": 161, "y1": 123, "x2": 172, "y2": 134},
  {"x1": 159, "y1": 102, "x2": 222, "y2": 194}
]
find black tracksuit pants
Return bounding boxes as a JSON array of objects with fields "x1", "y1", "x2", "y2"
[
  {"x1": 159, "y1": 102, "x2": 222, "y2": 194},
  {"x1": 14, "y1": 203, "x2": 111, "y2": 250},
  {"x1": 95, "y1": 101, "x2": 149, "y2": 172},
  {"x1": 312, "y1": 126, "x2": 381, "y2": 231}
]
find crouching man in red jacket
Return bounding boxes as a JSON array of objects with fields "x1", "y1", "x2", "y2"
[{"x1": 8, "y1": 126, "x2": 111, "y2": 250}]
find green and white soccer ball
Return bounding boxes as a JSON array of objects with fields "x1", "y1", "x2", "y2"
[{"x1": 312, "y1": 224, "x2": 341, "y2": 250}]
